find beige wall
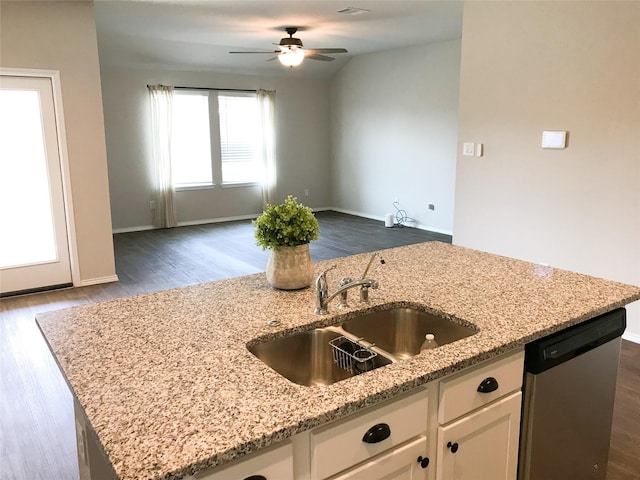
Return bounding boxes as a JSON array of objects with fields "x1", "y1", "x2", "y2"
[
  {"x1": 101, "y1": 67, "x2": 331, "y2": 231},
  {"x1": 455, "y1": 1, "x2": 640, "y2": 338},
  {"x1": 0, "y1": 0, "x2": 116, "y2": 284},
  {"x1": 330, "y1": 40, "x2": 461, "y2": 234}
]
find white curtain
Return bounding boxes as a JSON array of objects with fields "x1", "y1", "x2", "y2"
[
  {"x1": 257, "y1": 89, "x2": 276, "y2": 208},
  {"x1": 148, "y1": 85, "x2": 178, "y2": 228}
]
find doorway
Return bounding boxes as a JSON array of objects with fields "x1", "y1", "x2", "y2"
[{"x1": 0, "y1": 73, "x2": 74, "y2": 295}]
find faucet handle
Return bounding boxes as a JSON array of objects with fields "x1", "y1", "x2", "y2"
[
  {"x1": 318, "y1": 264, "x2": 337, "y2": 278},
  {"x1": 315, "y1": 264, "x2": 337, "y2": 295}
]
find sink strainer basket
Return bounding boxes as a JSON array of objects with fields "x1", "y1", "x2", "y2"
[{"x1": 330, "y1": 336, "x2": 377, "y2": 375}]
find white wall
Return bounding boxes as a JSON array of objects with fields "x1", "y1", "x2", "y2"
[
  {"x1": 101, "y1": 68, "x2": 332, "y2": 230},
  {"x1": 1, "y1": 1, "x2": 116, "y2": 285},
  {"x1": 329, "y1": 39, "x2": 461, "y2": 234},
  {"x1": 455, "y1": 1, "x2": 640, "y2": 339}
]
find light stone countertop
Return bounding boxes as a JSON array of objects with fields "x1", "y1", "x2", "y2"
[{"x1": 36, "y1": 242, "x2": 640, "y2": 480}]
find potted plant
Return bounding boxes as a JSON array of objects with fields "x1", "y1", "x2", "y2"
[{"x1": 254, "y1": 195, "x2": 320, "y2": 289}]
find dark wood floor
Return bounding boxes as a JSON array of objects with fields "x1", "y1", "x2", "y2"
[{"x1": 0, "y1": 211, "x2": 638, "y2": 479}]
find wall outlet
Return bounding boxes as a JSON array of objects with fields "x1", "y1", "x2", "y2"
[
  {"x1": 428, "y1": 203, "x2": 435, "y2": 211},
  {"x1": 149, "y1": 200, "x2": 156, "y2": 210},
  {"x1": 304, "y1": 188, "x2": 309, "y2": 197}
]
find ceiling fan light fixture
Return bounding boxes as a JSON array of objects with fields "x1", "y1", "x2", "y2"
[{"x1": 278, "y1": 47, "x2": 305, "y2": 67}]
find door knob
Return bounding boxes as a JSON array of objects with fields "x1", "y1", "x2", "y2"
[{"x1": 447, "y1": 441, "x2": 459, "y2": 453}]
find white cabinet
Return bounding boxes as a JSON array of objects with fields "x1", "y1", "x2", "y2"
[
  {"x1": 435, "y1": 392, "x2": 522, "y2": 480},
  {"x1": 330, "y1": 436, "x2": 429, "y2": 480},
  {"x1": 311, "y1": 388, "x2": 430, "y2": 479},
  {"x1": 435, "y1": 350, "x2": 524, "y2": 480},
  {"x1": 438, "y1": 350, "x2": 524, "y2": 425},
  {"x1": 196, "y1": 441, "x2": 293, "y2": 480}
]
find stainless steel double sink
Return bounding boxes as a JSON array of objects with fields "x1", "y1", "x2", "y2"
[{"x1": 248, "y1": 305, "x2": 478, "y2": 387}]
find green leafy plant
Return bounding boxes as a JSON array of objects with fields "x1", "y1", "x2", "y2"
[{"x1": 254, "y1": 195, "x2": 320, "y2": 250}]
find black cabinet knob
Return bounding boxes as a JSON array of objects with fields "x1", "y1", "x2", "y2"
[
  {"x1": 243, "y1": 476, "x2": 267, "y2": 480},
  {"x1": 447, "y1": 441, "x2": 459, "y2": 453},
  {"x1": 477, "y1": 376, "x2": 499, "y2": 393},
  {"x1": 362, "y1": 423, "x2": 391, "y2": 443},
  {"x1": 417, "y1": 455, "x2": 430, "y2": 468}
]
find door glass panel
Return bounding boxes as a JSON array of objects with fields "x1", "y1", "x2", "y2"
[{"x1": 0, "y1": 88, "x2": 58, "y2": 268}]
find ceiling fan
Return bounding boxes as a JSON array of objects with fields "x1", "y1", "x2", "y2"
[{"x1": 229, "y1": 27, "x2": 348, "y2": 67}]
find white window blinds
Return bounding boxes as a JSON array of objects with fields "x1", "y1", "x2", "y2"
[{"x1": 218, "y1": 93, "x2": 262, "y2": 183}]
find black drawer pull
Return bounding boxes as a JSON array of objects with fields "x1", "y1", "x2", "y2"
[
  {"x1": 477, "y1": 376, "x2": 499, "y2": 393},
  {"x1": 243, "y1": 476, "x2": 267, "y2": 480},
  {"x1": 362, "y1": 423, "x2": 391, "y2": 443},
  {"x1": 447, "y1": 441, "x2": 459, "y2": 453},
  {"x1": 417, "y1": 455, "x2": 430, "y2": 468}
]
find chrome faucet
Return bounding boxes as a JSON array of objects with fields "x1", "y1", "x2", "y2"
[{"x1": 314, "y1": 253, "x2": 385, "y2": 315}]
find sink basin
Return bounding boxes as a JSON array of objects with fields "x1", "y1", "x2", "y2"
[
  {"x1": 342, "y1": 307, "x2": 477, "y2": 360},
  {"x1": 248, "y1": 328, "x2": 392, "y2": 387}
]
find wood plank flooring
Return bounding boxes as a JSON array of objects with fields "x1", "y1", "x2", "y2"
[
  {"x1": 0, "y1": 211, "x2": 638, "y2": 479},
  {"x1": 608, "y1": 338, "x2": 640, "y2": 480}
]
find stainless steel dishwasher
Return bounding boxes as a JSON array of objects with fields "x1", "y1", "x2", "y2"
[{"x1": 518, "y1": 308, "x2": 626, "y2": 480}]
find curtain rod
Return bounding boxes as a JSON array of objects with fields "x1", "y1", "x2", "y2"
[{"x1": 147, "y1": 85, "x2": 257, "y2": 93}]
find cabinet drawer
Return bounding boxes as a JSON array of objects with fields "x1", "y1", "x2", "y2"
[
  {"x1": 196, "y1": 441, "x2": 293, "y2": 480},
  {"x1": 311, "y1": 388, "x2": 429, "y2": 480},
  {"x1": 330, "y1": 436, "x2": 427, "y2": 480},
  {"x1": 438, "y1": 350, "x2": 524, "y2": 424}
]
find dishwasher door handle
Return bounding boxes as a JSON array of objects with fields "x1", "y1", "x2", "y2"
[{"x1": 477, "y1": 376, "x2": 499, "y2": 393}]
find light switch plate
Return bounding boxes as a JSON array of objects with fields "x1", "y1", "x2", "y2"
[
  {"x1": 463, "y1": 142, "x2": 475, "y2": 156},
  {"x1": 542, "y1": 131, "x2": 567, "y2": 149}
]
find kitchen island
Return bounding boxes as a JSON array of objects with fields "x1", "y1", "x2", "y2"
[{"x1": 36, "y1": 242, "x2": 640, "y2": 480}]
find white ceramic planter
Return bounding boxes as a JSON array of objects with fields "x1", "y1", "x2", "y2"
[{"x1": 266, "y1": 244, "x2": 314, "y2": 290}]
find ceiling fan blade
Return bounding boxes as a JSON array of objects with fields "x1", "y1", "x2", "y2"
[
  {"x1": 306, "y1": 53, "x2": 335, "y2": 62},
  {"x1": 306, "y1": 48, "x2": 348, "y2": 54},
  {"x1": 266, "y1": 57, "x2": 277, "y2": 62},
  {"x1": 229, "y1": 50, "x2": 280, "y2": 54}
]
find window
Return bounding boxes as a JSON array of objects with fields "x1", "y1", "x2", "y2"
[
  {"x1": 218, "y1": 93, "x2": 263, "y2": 184},
  {"x1": 170, "y1": 90, "x2": 262, "y2": 188},
  {"x1": 170, "y1": 91, "x2": 212, "y2": 186}
]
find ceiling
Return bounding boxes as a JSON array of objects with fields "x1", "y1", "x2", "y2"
[{"x1": 94, "y1": 0, "x2": 463, "y2": 79}]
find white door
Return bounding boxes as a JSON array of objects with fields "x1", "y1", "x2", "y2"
[
  {"x1": 436, "y1": 392, "x2": 521, "y2": 480},
  {"x1": 0, "y1": 74, "x2": 72, "y2": 294}
]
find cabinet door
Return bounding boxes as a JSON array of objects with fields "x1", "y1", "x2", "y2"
[
  {"x1": 330, "y1": 436, "x2": 429, "y2": 480},
  {"x1": 436, "y1": 392, "x2": 521, "y2": 480}
]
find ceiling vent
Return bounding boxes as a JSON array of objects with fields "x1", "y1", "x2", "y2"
[{"x1": 337, "y1": 7, "x2": 371, "y2": 15}]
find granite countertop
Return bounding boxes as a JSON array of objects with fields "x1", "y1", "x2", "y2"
[{"x1": 36, "y1": 242, "x2": 640, "y2": 480}]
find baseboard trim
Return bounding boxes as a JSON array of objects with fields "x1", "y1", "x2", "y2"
[
  {"x1": 330, "y1": 207, "x2": 453, "y2": 236},
  {"x1": 177, "y1": 213, "x2": 259, "y2": 227},
  {"x1": 76, "y1": 275, "x2": 119, "y2": 287},
  {"x1": 111, "y1": 208, "x2": 452, "y2": 236},
  {"x1": 622, "y1": 331, "x2": 640, "y2": 345},
  {"x1": 112, "y1": 213, "x2": 269, "y2": 234},
  {"x1": 112, "y1": 225, "x2": 155, "y2": 234}
]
